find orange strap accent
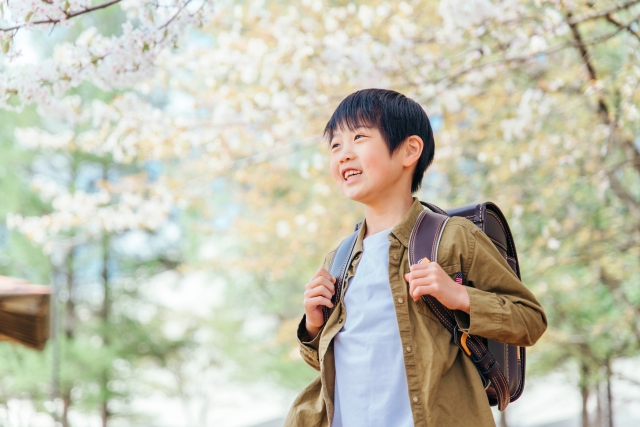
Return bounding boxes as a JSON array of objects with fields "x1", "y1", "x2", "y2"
[
  {"x1": 460, "y1": 332, "x2": 472, "y2": 356},
  {"x1": 418, "y1": 257, "x2": 431, "y2": 264}
]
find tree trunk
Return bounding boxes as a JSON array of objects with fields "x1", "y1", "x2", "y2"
[
  {"x1": 61, "y1": 247, "x2": 77, "y2": 427},
  {"x1": 101, "y1": 237, "x2": 110, "y2": 325},
  {"x1": 65, "y1": 250, "x2": 75, "y2": 340},
  {"x1": 50, "y1": 270, "x2": 60, "y2": 423},
  {"x1": 606, "y1": 361, "x2": 614, "y2": 427},
  {"x1": 580, "y1": 363, "x2": 590, "y2": 427},
  {"x1": 100, "y1": 231, "x2": 111, "y2": 427},
  {"x1": 581, "y1": 385, "x2": 590, "y2": 427},
  {"x1": 101, "y1": 399, "x2": 109, "y2": 427},
  {"x1": 596, "y1": 382, "x2": 603, "y2": 427},
  {"x1": 62, "y1": 392, "x2": 71, "y2": 427}
]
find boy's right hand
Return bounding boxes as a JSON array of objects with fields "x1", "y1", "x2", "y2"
[{"x1": 303, "y1": 267, "x2": 336, "y2": 340}]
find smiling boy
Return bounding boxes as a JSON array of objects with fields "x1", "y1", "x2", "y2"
[{"x1": 284, "y1": 89, "x2": 547, "y2": 427}]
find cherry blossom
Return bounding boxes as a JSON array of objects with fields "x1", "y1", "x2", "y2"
[{"x1": 1, "y1": 0, "x2": 212, "y2": 110}]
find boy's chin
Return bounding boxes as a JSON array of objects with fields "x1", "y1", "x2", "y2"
[{"x1": 341, "y1": 188, "x2": 369, "y2": 204}]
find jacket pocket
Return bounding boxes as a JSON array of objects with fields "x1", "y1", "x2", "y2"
[{"x1": 414, "y1": 263, "x2": 462, "y2": 322}]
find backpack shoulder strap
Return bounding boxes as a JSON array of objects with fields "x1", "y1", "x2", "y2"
[
  {"x1": 411, "y1": 203, "x2": 511, "y2": 411},
  {"x1": 322, "y1": 223, "x2": 360, "y2": 323},
  {"x1": 408, "y1": 207, "x2": 450, "y2": 265}
]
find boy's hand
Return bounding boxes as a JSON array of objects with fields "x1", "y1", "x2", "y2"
[
  {"x1": 403, "y1": 262, "x2": 470, "y2": 314},
  {"x1": 303, "y1": 267, "x2": 336, "y2": 340}
]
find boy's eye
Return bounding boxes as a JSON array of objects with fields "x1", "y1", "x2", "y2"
[
  {"x1": 331, "y1": 143, "x2": 340, "y2": 149},
  {"x1": 354, "y1": 134, "x2": 365, "y2": 140}
]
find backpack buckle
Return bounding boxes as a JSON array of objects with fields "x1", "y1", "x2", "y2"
[
  {"x1": 460, "y1": 332, "x2": 471, "y2": 356},
  {"x1": 453, "y1": 325, "x2": 472, "y2": 356}
]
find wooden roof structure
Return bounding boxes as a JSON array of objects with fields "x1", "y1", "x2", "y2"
[{"x1": 0, "y1": 276, "x2": 50, "y2": 351}]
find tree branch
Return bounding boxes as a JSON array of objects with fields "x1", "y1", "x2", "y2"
[
  {"x1": 601, "y1": 98, "x2": 640, "y2": 214},
  {"x1": 567, "y1": 0, "x2": 640, "y2": 25},
  {"x1": 622, "y1": 139, "x2": 640, "y2": 176},
  {"x1": 159, "y1": 0, "x2": 194, "y2": 30},
  {"x1": 605, "y1": 168, "x2": 640, "y2": 213},
  {"x1": 615, "y1": 373, "x2": 640, "y2": 388},
  {"x1": 600, "y1": 266, "x2": 640, "y2": 343},
  {"x1": 605, "y1": 13, "x2": 640, "y2": 42},
  {"x1": 432, "y1": 25, "x2": 629, "y2": 86},
  {"x1": 566, "y1": 10, "x2": 611, "y2": 125},
  {"x1": 0, "y1": 0, "x2": 122, "y2": 33}
]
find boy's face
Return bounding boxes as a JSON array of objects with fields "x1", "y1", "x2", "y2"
[{"x1": 329, "y1": 126, "x2": 408, "y2": 205}]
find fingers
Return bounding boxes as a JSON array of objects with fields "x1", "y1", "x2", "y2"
[
  {"x1": 304, "y1": 283, "x2": 334, "y2": 301},
  {"x1": 404, "y1": 264, "x2": 436, "y2": 282},
  {"x1": 410, "y1": 261, "x2": 439, "y2": 272},
  {"x1": 304, "y1": 296, "x2": 333, "y2": 310},
  {"x1": 411, "y1": 284, "x2": 435, "y2": 301},
  {"x1": 409, "y1": 274, "x2": 438, "y2": 300},
  {"x1": 306, "y1": 272, "x2": 336, "y2": 295},
  {"x1": 406, "y1": 275, "x2": 434, "y2": 299},
  {"x1": 404, "y1": 262, "x2": 442, "y2": 284},
  {"x1": 314, "y1": 267, "x2": 336, "y2": 283},
  {"x1": 304, "y1": 269, "x2": 336, "y2": 312}
]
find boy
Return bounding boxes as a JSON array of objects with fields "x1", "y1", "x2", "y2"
[{"x1": 284, "y1": 89, "x2": 547, "y2": 427}]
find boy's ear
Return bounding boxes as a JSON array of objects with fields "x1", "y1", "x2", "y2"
[{"x1": 402, "y1": 135, "x2": 424, "y2": 168}]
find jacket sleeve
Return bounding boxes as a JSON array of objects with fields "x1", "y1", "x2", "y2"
[
  {"x1": 296, "y1": 250, "x2": 335, "y2": 370},
  {"x1": 448, "y1": 221, "x2": 547, "y2": 347}
]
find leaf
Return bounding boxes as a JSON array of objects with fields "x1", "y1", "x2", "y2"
[
  {"x1": 25, "y1": 11, "x2": 34, "y2": 22},
  {"x1": 2, "y1": 40, "x2": 10, "y2": 54}
]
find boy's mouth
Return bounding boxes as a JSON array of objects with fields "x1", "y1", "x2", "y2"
[{"x1": 342, "y1": 169, "x2": 362, "y2": 181}]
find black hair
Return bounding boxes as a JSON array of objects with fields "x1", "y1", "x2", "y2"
[{"x1": 324, "y1": 88, "x2": 435, "y2": 194}]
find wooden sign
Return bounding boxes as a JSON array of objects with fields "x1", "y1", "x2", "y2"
[{"x1": 0, "y1": 276, "x2": 50, "y2": 351}]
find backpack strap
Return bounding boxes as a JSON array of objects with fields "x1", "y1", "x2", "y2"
[
  {"x1": 322, "y1": 223, "x2": 361, "y2": 324},
  {"x1": 410, "y1": 207, "x2": 511, "y2": 411}
]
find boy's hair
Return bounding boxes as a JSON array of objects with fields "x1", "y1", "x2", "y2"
[{"x1": 324, "y1": 89, "x2": 435, "y2": 193}]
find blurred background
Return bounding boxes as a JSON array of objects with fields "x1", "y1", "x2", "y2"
[{"x1": 0, "y1": 0, "x2": 639, "y2": 426}]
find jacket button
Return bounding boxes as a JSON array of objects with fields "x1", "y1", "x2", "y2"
[
  {"x1": 406, "y1": 346, "x2": 412, "y2": 353},
  {"x1": 397, "y1": 297, "x2": 404, "y2": 304},
  {"x1": 413, "y1": 396, "x2": 419, "y2": 403},
  {"x1": 338, "y1": 318, "x2": 343, "y2": 324},
  {"x1": 393, "y1": 254, "x2": 399, "y2": 260}
]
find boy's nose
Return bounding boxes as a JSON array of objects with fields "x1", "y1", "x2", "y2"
[{"x1": 339, "y1": 151, "x2": 354, "y2": 163}]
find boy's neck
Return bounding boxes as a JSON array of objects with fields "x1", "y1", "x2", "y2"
[{"x1": 363, "y1": 193, "x2": 415, "y2": 238}]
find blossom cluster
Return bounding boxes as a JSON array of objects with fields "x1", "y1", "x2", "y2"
[
  {"x1": 7, "y1": 180, "x2": 175, "y2": 251},
  {"x1": 0, "y1": 0, "x2": 212, "y2": 110},
  {"x1": 14, "y1": 93, "x2": 196, "y2": 164}
]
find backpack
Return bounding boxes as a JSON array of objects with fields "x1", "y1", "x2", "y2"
[{"x1": 323, "y1": 201, "x2": 524, "y2": 411}]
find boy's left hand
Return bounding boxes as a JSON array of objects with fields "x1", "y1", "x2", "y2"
[{"x1": 403, "y1": 262, "x2": 470, "y2": 314}]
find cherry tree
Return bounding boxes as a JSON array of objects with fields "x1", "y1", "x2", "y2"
[
  {"x1": 2, "y1": 0, "x2": 640, "y2": 425},
  {"x1": 155, "y1": 2, "x2": 640, "y2": 425}
]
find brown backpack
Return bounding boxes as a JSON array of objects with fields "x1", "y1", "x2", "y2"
[
  {"x1": 412, "y1": 201, "x2": 525, "y2": 411},
  {"x1": 323, "y1": 201, "x2": 524, "y2": 411}
]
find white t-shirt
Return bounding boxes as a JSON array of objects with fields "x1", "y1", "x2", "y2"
[{"x1": 331, "y1": 228, "x2": 413, "y2": 427}]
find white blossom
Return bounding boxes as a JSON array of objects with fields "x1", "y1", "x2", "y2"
[{"x1": 0, "y1": 0, "x2": 213, "y2": 110}]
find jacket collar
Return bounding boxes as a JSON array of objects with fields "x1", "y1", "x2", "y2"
[
  {"x1": 351, "y1": 197, "x2": 425, "y2": 256},
  {"x1": 390, "y1": 197, "x2": 425, "y2": 247}
]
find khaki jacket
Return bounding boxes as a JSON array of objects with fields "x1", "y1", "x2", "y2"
[{"x1": 284, "y1": 198, "x2": 547, "y2": 427}]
